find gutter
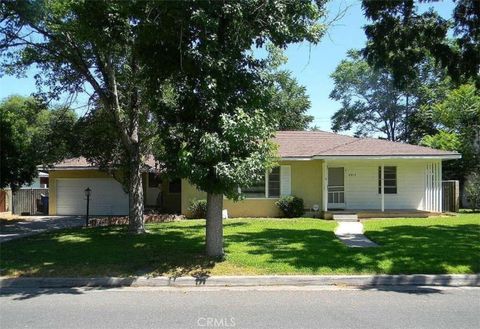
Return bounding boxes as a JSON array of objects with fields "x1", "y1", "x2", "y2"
[{"x1": 281, "y1": 154, "x2": 462, "y2": 161}]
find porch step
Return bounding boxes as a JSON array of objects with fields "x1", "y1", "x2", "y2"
[{"x1": 333, "y1": 213, "x2": 359, "y2": 222}]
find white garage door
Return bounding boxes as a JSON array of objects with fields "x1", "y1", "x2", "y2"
[{"x1": 56, "y1": 178, "x2": 129, "y2": 215}]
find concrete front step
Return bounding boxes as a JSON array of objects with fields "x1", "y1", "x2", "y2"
[{"x1": 333, "y1": 213, "x2": 358, "y2": 222}]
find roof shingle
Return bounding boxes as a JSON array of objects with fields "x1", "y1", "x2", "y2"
[
  {"x1": 274, "y1": 131, "x2": 459, "y2": 158},
  {"x1": 52, "y1": 131, "x2": 460, "y2": 169}
]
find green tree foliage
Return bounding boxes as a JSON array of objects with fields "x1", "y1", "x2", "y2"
[
  {"x1": 264, "y1": 46, "x2": 313, "y2": 130},
  {"x1": 75, "y1": 107, "x2": 127, "y2": 178},
  {"x1": 0, "y1": 95, "x2": 77, "y2": 190},
  {"x1": 146, "y1": 0, "x2": 327, "y2": 256},
  {"x1": 421, "y1": 84, "x2": 480, "y2": 180},
  {"x1": 465, "y1": 173, "x2": 480, "y2": 212},
  {"x1": 420, "y1": 131, "x2": 461, "y2": 152},
  {"x1": 362, "y1": 0, "x2": 480, "y2": 88},
  {"x1": 0, "y1": 0, "x2": 182, "y2": 233},
  {"x1": 329, "y1": 50, "x2": 449, "y2": 142}
]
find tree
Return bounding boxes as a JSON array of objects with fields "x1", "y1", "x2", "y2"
[
  {"x1": 465, "y1": 173, "x2": 480, "y2": 212},
  {"x1": 0, "y1": 95, "x2": 77, "y2": 190},
  {"x1": 147, "y1": 0, "x2": 328, "y2": 257},
  {"x1": 330, "y1": 50, "x2": 450, "y2": 143},
  {"x1": 362, "y1": 0, "x2": 480, "y2": 88},
  {"x1": 421, "y1": 84, "x2": 480, "y2": 181},
  {"x1": 330, "y1": 51, "x2": 405, "y2": 140},
  {"x1": 329, "y1": 50, "x2": 450, "y2": 141},
  {"x1": 75, "y1": 107, "x2": 128, "y2": 179},
  {"x1": 264, "y1": 46, "x2": 313, "y2": 130},
  {"x1": 1, "y1": 0, "x2": 184, "y2": 233}
]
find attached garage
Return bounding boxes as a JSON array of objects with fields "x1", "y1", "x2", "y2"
[{"x1": 56, "y1": 178, "x2": 129, "y2": 216}]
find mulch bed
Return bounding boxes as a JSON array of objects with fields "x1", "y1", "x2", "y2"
[{"x1": 88, "y1": 213, "x2": 185, "y2": 227}]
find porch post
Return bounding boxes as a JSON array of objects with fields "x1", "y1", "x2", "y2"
[
  {"x1": 439, "y1": 161, "x2": 442, "y2": 213},
  {"x1": 381, "y1": 164, "x2": 385, "y2": 212},
  {"x1": 433, "y1": 162, "x2": 436, "y2": 212},
  {"x1": 322, "y1": 161, "x2": 328, "y2": 212}
]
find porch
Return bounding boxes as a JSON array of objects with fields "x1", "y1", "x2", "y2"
[
  {"x1": 320, "y1": 159, "x2": 443, "y2": 215},
  {"x1": 322, "y1": 209, "x2": 436, "y2": 220}
]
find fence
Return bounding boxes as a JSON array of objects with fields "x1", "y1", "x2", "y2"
[
  {"x1": 12, "y1": 188, "x2": 48, "y2": 215},
  {"x1": 442, "y1": 180, "x2": 459, "y2": 213},
  {"x1": 0, "y1": 190, "x2": 6, "y2": 212}
]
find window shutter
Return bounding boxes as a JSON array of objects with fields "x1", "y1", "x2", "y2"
[{"x1": 280, "y1": 165, "x2": 291, "y2": 196}]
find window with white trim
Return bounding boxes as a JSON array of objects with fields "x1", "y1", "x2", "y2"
[
  {"x1": 242, "y1": 167, "x2": 281, "y2": 198},
  {"x1": 378, "y1": 166, "x2": 397, "y2": 194},
  {"x1": 268, "y1": 167, "x2": 280, "y2": 198}
]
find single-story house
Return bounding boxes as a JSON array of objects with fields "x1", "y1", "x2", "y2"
[
  {"x1": 47, "y1": 156, "x2": 182, "y2": 216},
  {"x1": 47, "y1": 131, "x2": 460, "y2": 218}
]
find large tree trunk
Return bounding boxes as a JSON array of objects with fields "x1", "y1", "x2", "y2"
[
  {"x1": 206, "y1": 192, "x2": 224, "y2": 257},
  {"x1": 128, "y1": 145, "x2": 145, "y2": 234}
]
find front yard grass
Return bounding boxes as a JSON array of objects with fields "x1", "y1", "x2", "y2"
[{"x1": 1, "y1": 214, "x2": 478, "y2": 277}]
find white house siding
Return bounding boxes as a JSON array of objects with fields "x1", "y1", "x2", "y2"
[{"x1": 325, "y1": 159, "x2": 434, "y2": 211}]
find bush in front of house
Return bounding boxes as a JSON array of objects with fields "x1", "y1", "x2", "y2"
[
  {"x1": 188, "y1": 199, "x2": 208, "y2": 219},
  {"x1": 465, "y1": 173, "x2": 480, "y2": 212},
  {"x1": 275, "y1": 195, "x2": 304, "y2": 218}
]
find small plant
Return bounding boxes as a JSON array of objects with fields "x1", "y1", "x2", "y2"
[
  {"x1": 465, "y1": 173, "x2": 480, "y2": 212},
  {"x1": 275, "y1": 195, "x2": 304, "y2": 218},
  {"x1": 188, "y1": 199, "x2": 208, "y2": 219}
]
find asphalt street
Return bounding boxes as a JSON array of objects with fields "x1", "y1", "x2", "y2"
[{"x1": 1, "y1": 286, "x2": 479, "y2": 329}]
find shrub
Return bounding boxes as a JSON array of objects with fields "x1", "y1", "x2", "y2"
[
  {"x1": 188, "y1": 199, "x2": 208, "y2": 219},
  {"x1": 275, "y1": 195, "x2": 304, "y2": 218},
  {"x1": 465, "y1": 173, "x2": 480, "y2": 212}
]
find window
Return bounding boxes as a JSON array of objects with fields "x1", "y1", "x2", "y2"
[
  {"x1": 268, "y1": 167, "x2": 280, "y2": 198},
  {"x1": 148, "y1": 173, "x2": 162, "y2": 188},
  {"x1": 242, "y1": 176, "x2": 266, "y2": 198},
  {"x1": 378, "y1": 166, "x2": 397, "y2": 194},
  {"x1": 242, "y1": 167, "x2": 281, "y2": 198},
  {"x1": 169, "y1": 178, "x2": 181, "y2": 194}
]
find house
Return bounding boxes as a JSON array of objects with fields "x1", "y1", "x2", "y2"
[
  {"x1": 47, "y1": 156, "x2": 181, "y2": 216},
  {"x1": 1, "y1": 172, "x2": 49, "y2": 214},
  {"x1": 47, "y1": 131, "x2": 460, "y2": 218}
]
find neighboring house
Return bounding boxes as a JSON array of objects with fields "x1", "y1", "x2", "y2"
[
  {"x1": 23, "y1": 172, "x2": 49, "y2": 189},
  {"x1": 47, "y1": 131, "x2": 460, "y2": 218},
  {"x1": 1, "y1": 172, "x2": 49, "y2": 213}
]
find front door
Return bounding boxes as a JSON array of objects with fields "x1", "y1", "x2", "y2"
[{"x1": 328, "y1": 167, "x2": 345, "y2": 209}]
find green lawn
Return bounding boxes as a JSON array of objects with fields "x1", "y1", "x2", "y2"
[{"x1": 1, "y1": 214, "x2": 479, "y2": 277}]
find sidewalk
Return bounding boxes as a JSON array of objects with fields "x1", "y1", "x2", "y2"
[
  {"x1": 335, "y1": 221, "x2": 379, "y2": 247},
  {"x1": 1, "y1": 274, "x2": 479, "y2": 289}
]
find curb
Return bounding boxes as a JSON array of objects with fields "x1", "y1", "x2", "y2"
[{"x1": 1, "y1": 274, "x2": 479, "y2": 289}]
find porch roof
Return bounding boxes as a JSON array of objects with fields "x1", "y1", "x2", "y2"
[{"x1": 274, "y1": 131, "x2": 461, "y2": 159}]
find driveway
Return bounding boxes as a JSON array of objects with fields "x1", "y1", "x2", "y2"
[{"x1": 0, "y1": 216, "x2": 84, "y2": 243}]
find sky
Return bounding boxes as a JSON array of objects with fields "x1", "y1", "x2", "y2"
[{"x1": 0, "y1": 0, "x2": 457, "y2": 131}]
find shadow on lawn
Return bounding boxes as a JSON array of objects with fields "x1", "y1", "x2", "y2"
[
  {"x1": 0, "y1": 222, "x2": 254, "y2": 298},
  {"x1": 1, "y1": 225, "x2": 217, "y2": 278},
  {"x1": 1, "y1": 221, "x2": 478, "y2": 298},
  {"x1": 226, "y1": 223, "x2": 480, "y2": 275}
]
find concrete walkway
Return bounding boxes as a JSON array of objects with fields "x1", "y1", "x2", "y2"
[
  {"x1": 334, "y1": 221, "x2": 379, "y2": 247},
  {"x1": 0, "y1": 216, "x2": 84, "y2": 243}
]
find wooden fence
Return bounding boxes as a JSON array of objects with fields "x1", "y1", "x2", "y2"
[
  {"x1": 12, "y1": 188, "x2": 48, "y2": 215},
  {"x1": 0, "y1": 190, "x2": 6, "y2": 212},
  {"x1": 442, "y1": 180, "x2": 459, "y2": 213}
]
